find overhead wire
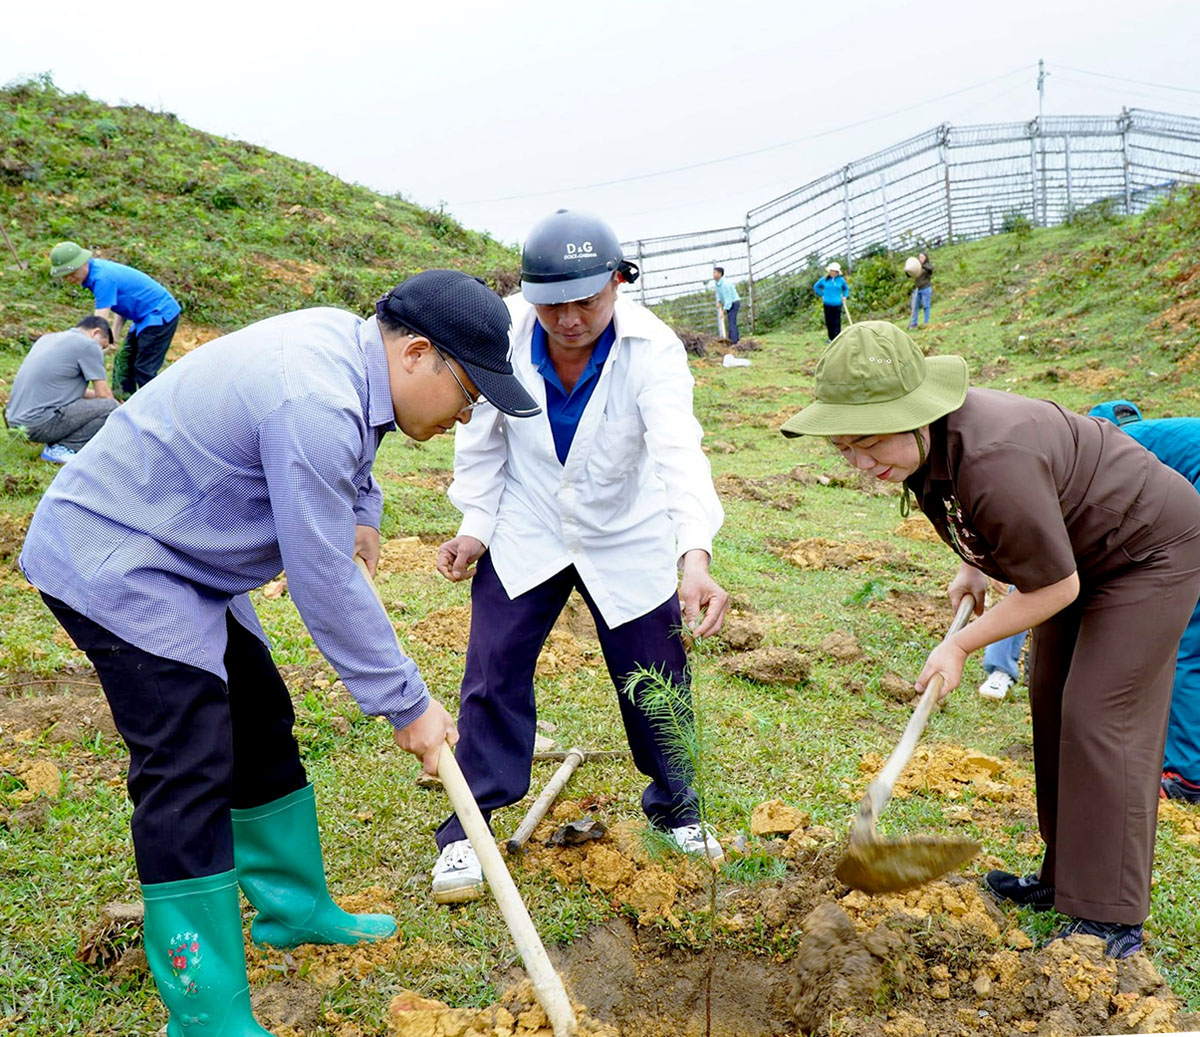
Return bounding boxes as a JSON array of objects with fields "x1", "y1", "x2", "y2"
[
  {"x1": 451, "y1": 63, "x2": 1036, "y2": 208},
  {"x1": 1050, "y1": 64, "x2": 1200, "y2": 97}
]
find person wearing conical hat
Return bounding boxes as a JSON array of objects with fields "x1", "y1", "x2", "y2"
[{"x1": 782, "y1": 321, "x2": 1200, "y2": 959}]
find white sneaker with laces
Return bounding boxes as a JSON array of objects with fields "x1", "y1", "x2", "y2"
[
  {"x1": 978, "y1": 670, "x2": 1016, "y2": 700},
  {"x1": 669, "y1": 823, "x2": 725, "y2": 864},
  {"x1": 431, "y1": 839, "x2": 484, "y2": 903}
]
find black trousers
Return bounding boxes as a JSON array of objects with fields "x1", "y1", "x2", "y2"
[
  {"x1": 725, "y1": 301, "x2": 740, "y2": 343},
  {"x1": 823, "y1": 303, "x2": 842, "y2": 341},
  {"x1": 122, "y1": 314, "x2": 179, "y2": 393},
  {"x1": 43, "y1": 595, "x2": 307, "y2": 883},
  {"x1": 436, "y1": 552, "x2": 698, "y2": 849}
]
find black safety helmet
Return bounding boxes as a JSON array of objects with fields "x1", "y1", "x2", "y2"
[{"x1": 520, "y1": 209, "x2": 639, "y2": 305}]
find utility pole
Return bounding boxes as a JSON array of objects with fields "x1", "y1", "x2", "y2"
[{"x1": 1036, "y1": 59, "x2": 1049, "y2": 224}]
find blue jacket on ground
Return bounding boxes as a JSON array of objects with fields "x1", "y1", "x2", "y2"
[{"x1": 813, "y1": 275, "x2": 849, "y2": 305}]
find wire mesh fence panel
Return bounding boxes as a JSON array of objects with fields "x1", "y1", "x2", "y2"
[{"x1": 622, "y1": 108, "x2": 1200, "y2": 333}]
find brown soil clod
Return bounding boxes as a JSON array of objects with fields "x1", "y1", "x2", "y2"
[
  {"x1": 252, "y1": 977, "x2": 325, "y2": 1032},
  {"x1": 820, "y1": 630, "x2": 862, "y2": 662},
  {"x1": 718, "y1": 646, "x2": 811, "y2": 685},
  {"x1": 78, "y1": 901, "x2": 144, "y2": 969},
  {"x1": 775, "y1": 537, "x2": 895, "y2": 571},
  {"x1": 715, "y1": 609, "x2": 765, "y2": 653}
]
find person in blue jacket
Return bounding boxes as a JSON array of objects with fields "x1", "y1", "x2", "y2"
[
  {"x1": 1090, "y1": 400, "x2": 1200, "y2": 804},
  {"x1": 50, "y1": 241, "x2": 181, "y2": 395},
  {"x1": 813, "y1": 262, "x2": 849, "y2": 341}
]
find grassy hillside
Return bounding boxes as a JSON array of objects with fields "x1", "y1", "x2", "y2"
[
  {"x1": 2, "y1": 100, "x2": 1200, "y2": 1034},
  {"x1": 0, "y1": 76, "x2": 519, "y2": 354}
]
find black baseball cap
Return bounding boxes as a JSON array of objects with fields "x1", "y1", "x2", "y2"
[{"x1": 377, "y1": 270, "x2": 540, "y2": 418}]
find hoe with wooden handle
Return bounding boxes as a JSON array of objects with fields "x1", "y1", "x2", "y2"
[
  {"x1": 835, "y1": 594, "x2": 981, "y2": 894},
  {"x1": 355, "y1": 557, "x2": 578, "y2": 1037}
]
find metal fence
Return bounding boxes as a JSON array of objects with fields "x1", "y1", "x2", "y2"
[{"x1": 622, "y1": 108, "x2": 1200, "y2": 333}]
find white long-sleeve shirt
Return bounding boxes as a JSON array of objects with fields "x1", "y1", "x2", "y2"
[{"x1": 449, "y1": 294, "x2": 723, "y2": 628}]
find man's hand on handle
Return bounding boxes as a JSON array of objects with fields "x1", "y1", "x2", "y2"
[{"x1": 393, "y1": 700, "x2": 459, "y2": 775}]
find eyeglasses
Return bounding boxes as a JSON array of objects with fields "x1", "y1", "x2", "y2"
[{"x1": 431, "y1": 344, "x2": 485, "y2": 413}]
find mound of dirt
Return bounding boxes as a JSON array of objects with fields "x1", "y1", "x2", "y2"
[
  {"x1": 527, "y1": 819, "x2": 707, "y2": 924},
  {"x1": 389, "y1": 979, "x2": 618, "y2": 1037},
  {"x1": 820, "y1": 630, "x2": 862, "y2": 662},
  {"x1": 891, "y1": 515, "x2": 941, "y2": 545},
  {"x1": 713, "y1": 472, "x2": 803, "y2": 510},
  {"x1": 536, "y1": 628, "x2": 600, "y2": 677},
  {"x1": 246, "y1": 887, "x2": 403, "y2": 989},
  {"x1": 715, "y1": 609, "x2": 765, "y2": 653},
  {"x1": 750, "y1": 799, "x2": 809, "y2": 837},
  {"x1": 379, "y1": 535, "x2": 441, "y2": 576},
  {"x1": 781, "y1": 876, "x2": 1197, "y2": 1036},
  {"x1": 1159, "y1": 799, "x2": 1200, "y2": 846},
  {"x1": 870, "y1": 591, "x2": 957, "y2": 638},
  {"x1": 774, "y1": 538, "x2": 894, "y2": 571},
  {"x1": 252, "y1": 978, "x2": 325, "y2": 1032},
  {"x1": 718, "y1": 646, "x2": 811, "y2": 686},
  {"x1": 554, "y1": 592, "x2": 598, "y2": 641},
  {"x1": 852, "y1": 744, "x2": 1035, "y2": 810},
  {"x1": 411, "y1": 607, "x2": 472, "y2": 651}
]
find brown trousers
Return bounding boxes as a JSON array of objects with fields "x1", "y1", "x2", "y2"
[{"x1": 1029, "y1": 491, "x2": 1200, "y2": 925}]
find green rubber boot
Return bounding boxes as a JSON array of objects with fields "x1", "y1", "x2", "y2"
[
  {"x1": 141, "y1": 870, "x2": 275, "y2": 1036},
  {"x1": 231, "y1": 784, "x2": 397, "y2": 949}
]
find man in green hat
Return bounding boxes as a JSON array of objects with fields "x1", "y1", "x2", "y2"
[
  {"x1": 781, "y1": 320, "x2": 1200, "y2": 959},
  {"x1": 49, "y1": 241, "x2": 181, "y2": 394}
]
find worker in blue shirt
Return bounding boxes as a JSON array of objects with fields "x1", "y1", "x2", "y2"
[
  {"x1": 20, "y1": 270, "x2": 540, "y2": 1036},
  {"x1": 1090, "y1": 400, "x2": 1200, "y2": 805},
  {"x1": 712, "y1": 265, "x2": 741, "y2": 343},
  {"x1": 813, "y1": 261, "x2": 850, "y2": 341},
  {"x1": 50, "y1": 241, "x2": 181, "y2": 395}
]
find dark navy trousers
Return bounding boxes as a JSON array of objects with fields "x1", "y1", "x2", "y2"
[
  {"x1": 435, "y1": 552, "x2": 699, "y2": 848},
  {"x1": 42, "y1": 594, "x2": 307, "y2": 883}
]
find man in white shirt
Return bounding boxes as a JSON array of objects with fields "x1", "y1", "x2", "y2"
[{"x1": 432, "y1": 209, "x2": 728, "y2": 902}]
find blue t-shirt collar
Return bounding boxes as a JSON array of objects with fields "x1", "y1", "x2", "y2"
[{"x1": 531, "y1": 319, "x2": 616, "y2": 397}]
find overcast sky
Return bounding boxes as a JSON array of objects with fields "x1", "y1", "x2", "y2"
[{"x1": 5, "y1": 1, "x2": 1199, "y2": 249}]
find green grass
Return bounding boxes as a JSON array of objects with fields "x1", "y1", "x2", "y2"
[{"x1": 2, "y1": 94, "x2": 1200, "y2": 1032}]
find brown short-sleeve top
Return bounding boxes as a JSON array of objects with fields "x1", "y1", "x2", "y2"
[{"x1": 908, "y1": 388, "x2": 1190, "y2": 591}]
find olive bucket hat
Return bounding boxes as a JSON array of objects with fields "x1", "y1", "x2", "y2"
[
  {"x1": 780, "y1": 321, "x2": 968, "y2": 438},
  {"x1": 49, "y1": 241, "x2": 92, "y2": 277}
]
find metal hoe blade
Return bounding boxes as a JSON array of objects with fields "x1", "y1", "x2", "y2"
[{"x1": 836, "y1": 595, "x2": 981, "y2": 894}]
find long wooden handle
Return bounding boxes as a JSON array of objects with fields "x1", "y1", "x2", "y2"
[
  {"x1": 851, "y1": 594, "x2": 975, "y2": 842},
  {"x1": 354, "y1": 556, "x2": 578, "y2": 1037},
  {"x1": 507, "y1": 748, "x2": 586, "y2": 854}
]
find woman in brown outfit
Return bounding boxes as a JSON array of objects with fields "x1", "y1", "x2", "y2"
[{"x1": 782, "y1": 321, "x2": 1200, "y2": 957}]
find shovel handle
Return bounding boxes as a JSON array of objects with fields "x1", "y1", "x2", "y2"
[
  {"x1": 851, "y1": 594, "x2": 975, "y2": 842},
  {"x1": 354, "y1": 556, "x2": 578, "y2": 1036}
]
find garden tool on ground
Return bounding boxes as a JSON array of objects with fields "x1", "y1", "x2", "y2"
[
  {"x1": 836, "y1": 594, "x2": 980, "y2": 894},
  {"x1": 506, "y1": 747, "x2": 586, "y2": 854},
  {"x1": 842, "y1": 299, "x2": 854, "y2": 325},
  {"x1": 355, "y1": 556, "x2": 578, "y2": 1037}
]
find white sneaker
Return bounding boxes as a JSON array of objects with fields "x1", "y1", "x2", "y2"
[
  {"x1": 669, "y1": 823, "x2": 725, "y2": 864},
  {"x1": 978, "y1": 670, "x2": 1016, "y2": 700},
  {"x1": 40, "y1": 443, "x2": 77, "y2": 464},
  {"x1": 431, "y1": 839, "x2": 484, "y2": 903}
]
